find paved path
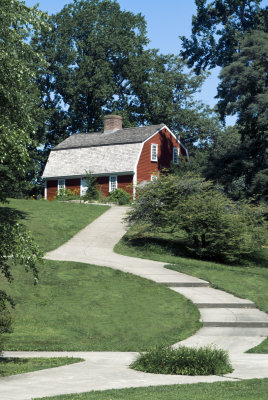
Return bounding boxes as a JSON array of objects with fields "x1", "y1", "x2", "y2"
[{"x1": 1, "y1": 206, "x2": 268, "y2": 400}]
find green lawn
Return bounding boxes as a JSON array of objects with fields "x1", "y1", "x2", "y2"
[
  {"x1": 0, "y1": 357, "x2": 83, "y2": 377},
  {"x1": 115, "y1": 228, "x2": 268, "y2": 353},
  {"x1": 36, "y1": 379, "x2": 268, "y2": 400},
  {"x1": 6, "y1": 199, "x2": 110, "y2": 251},
  {"x1": 2, "y1": 260, "x2": 199, "y2": 351},
  {"x1": 1, "y1": 199, "x2": 200, "y2": 351}
]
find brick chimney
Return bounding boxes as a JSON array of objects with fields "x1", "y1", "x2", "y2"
[{"x1": 103, "y1": 115, "x2": 122, "y2": 134}]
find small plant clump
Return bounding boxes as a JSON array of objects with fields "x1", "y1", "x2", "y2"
[
  {"x1": 131, "y1": 345, "x2": 233, "y2": 376},
  {"x1": 109, "y1": 188, "x2": 131, "y2": 205}
]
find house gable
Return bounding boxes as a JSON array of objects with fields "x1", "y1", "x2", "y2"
[{"x1": 137, "y1": 126, "x2": 186, "y2": 182}]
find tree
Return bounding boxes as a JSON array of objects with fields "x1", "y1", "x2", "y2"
[
  {"x1": 217, "y1": 30, "x2": 268, "y2": 200},
  {"x1": 180, "y1": 0, "x2": 267, "y2": 73},
  {"x1": 127, "y1": 173, "x2": 267, "y2": 262},
  {"x1": 32, "y1": 0, "x2": 220, "y2": 166},
  {"x1": 0, "y1": 0, "x2": 49, "y2": 199},
  {"x1": 0, "y1": 0, "x2": 45, "y2": 350}
]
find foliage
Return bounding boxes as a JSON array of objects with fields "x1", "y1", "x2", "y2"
[
  {"x1": 0, "y1": 207, "x2": 43, "y2": 352},
  {"x1": 0, "y1": 357, "x2": 83, "y2": 377},
  {"x1": 56, "y1": 188, "x2": 80, "y2": 201},
  {"x1": 0, "y1": 0, "x2": 48, "y2": 351},
  {"x1": 203, "y1": 126, "x2": 247, "y2": 200},
  {"x1": 31, "y1": 0, "x2": 221, "y2": 162},
  {"x1": 180, "y1": 191, "x2": 266, "y2": 262},
  {"x1": 109, "y1": 189, "x2": 131, "y2": 205},
  {"x1": 0, "y1": 0, "x2": 48, "y2": 200},
  {"x1": 217, "y1": 30, "x2": 268, "y2": 201},
  {"x1": 180, "y1": 0, "x2": 267, "y2": 73},
  {"x1": 83, "y1": 172, "x2": 99, "y2": 201},
  {"x1": 131, "y1": 344, "x2": 232, "y2": 375},
  {"x1": 127, "y1": 173, "x2": 267, "y2": 262}
]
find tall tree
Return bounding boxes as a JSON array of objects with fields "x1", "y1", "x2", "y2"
[
  {"x1": 0, "y1": 0, "x2": 44, "y2": 349},
  {"x1": 180, "y1": 0, "x2": 267, "y2": 73},
  {"x1": 34, "y1": 0, "x2": 150, "y2": 134},
  {"x1": 216, "y1": 30, "x2": 268, "y2": 200},
  {"x1": 32, "y1": 0, "x2": 220, "y2": 171}
]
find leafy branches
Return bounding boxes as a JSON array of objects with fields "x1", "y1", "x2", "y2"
[{"x1": 127, "y1": 173, "x2": 267, "y2": 262}]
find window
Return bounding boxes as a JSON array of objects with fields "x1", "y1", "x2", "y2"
[
  {"x1": 173, "y1": 147, "x2": 179, "y2": 165},
  {"x1": 151, "y1": 143, "x2": 158, "y2": 162},
  {"x1": 58, "y1": 179, "x2": 65, "y2": 191},
  {"x1": 109, "y1": 175, "x2": 117, "y2": 192}
]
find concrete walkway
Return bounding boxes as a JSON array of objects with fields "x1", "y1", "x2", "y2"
[{"x1": 1, "y1": 206, "x2": 268, "y2": 400}]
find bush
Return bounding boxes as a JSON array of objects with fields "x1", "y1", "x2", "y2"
[
  {"x1": 127, "y1": 173, "x2": 267, "y2": 263},
  {"x1": 179, "y1": 191, "x2": 267, "y2": 262},
  {"x1": 109, "y1": 188, "x2": 131, "y2": 205},
  {"x1": 56, "y1": 188, "x2": 80, "y2": 201},
  {"x1": 131, "y1": 344, "x2": 233, "y2": 375}
]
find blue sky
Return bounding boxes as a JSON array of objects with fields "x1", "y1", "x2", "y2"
[{"x1": 25, "y1": 0, "x2": 268, "y2": 123}]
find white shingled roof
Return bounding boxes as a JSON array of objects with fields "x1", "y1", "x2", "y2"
[{"x1": 42, "y1": 143, "x2": 143, "y2": 178}]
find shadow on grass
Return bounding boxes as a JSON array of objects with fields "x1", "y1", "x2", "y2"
[
  {"x1": 0, "y1": 207, "x2": 28, "y2": 224},
  {"x1": 124, "y1": 235, "x2": 191, "y2": 258},
  {"x1": 123, "y1": 235, "x2": 268, "y2": 268}
]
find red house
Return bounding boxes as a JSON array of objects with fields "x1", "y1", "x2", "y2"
[{"x1": 42, "y1": 115, "x2": 188, "y2": 200}]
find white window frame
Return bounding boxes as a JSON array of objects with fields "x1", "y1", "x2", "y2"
[
  {"x1": 151, "y1": 143, "x2": 158, "y2": 162},
  {"x1": 58, "y1": 179, "x2": 65, "y2": 191},
  {"x1": 151, "y1": 174, "x2": 158, "y2": 181},
  {"x1": 109, "y1": 175, "x2": 117, "y2": 192},
  {"x1": 173, "y1": 147, "x2": 180, "y2": 165}
]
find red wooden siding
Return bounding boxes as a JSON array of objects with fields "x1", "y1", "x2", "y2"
[
  {"x1": 97, "y1": 175, "x2": 133, "y2": 197},
  {"x1": 137, "y1": 127, "x2": 186, "y2": 182},
  {"x1": 66, "y1": 178, "x2": 80, "y2": 195},
  {"x1": 46, "y1": 179, "x2": 57, "y2": 200},
  {"x1": 118, "y1": 175, "x2": 133, "y2": 196},
  {"x1": 96, "y1": 176, "x2": 109, "y2": 197}
]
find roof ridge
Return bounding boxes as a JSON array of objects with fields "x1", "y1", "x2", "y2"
[{"x1": 73, "y1": 123, "x2": 165, "y2": 136}]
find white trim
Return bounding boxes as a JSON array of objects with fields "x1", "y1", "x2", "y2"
[
  {"x1": 163, "y1": 125, "x2": 188, "y2": 153},
  {"x1": 133, "y1": 143, "x2": 144, "y2": 200},
  {"x1": 109, "y1": 175, "x2": 117, "y2": 192},
  {"x1": 143, "y1": 125, "x2": 188, "y2": 155},
  {"x1": 43, "y1": 171, "x2": 134, "y2": 180},
  {"x1": 151, "y1": 143, "x2": 158, "y2": 162},
  {"x1": 44, "y1": 180, "x2": 47, "y2": 200},
  {"x1": 58, "y1": 179, "x2": 65, "y2": 192}
]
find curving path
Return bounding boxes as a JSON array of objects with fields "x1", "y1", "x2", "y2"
[{"x1": 1, "y1": 206, "x2": 268, "y2": 400}]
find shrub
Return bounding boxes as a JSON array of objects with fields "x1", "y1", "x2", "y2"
[
  {"x1": 83, "y1": 171, "x2": 99, "y2": 201},
  {"x1": 131, "y1": 344, "x2": 233, "y2": 375},
  {"x1": 56, "y1": 188, "x2": 80, "y2": 201},
  {"x1": 127, "y1": 173, "x2": 267, "y2": 262},
  {"x1": 179, "y1": 191, "x2": 267, "y2": 262},
  {"x1": 109, "y1": 188, "x2": 131, "y2": 205}
]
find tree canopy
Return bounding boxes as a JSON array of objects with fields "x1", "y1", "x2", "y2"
[
  {"x1": 31, "y1": 0, "x2": 220, "y2": 169},
  {"x1": 217, "y1": 30, "x2": 268, "y2": 200},
  {"x1": 0, "y1": 0, "x2": 44, "y2": 350},
  {"x1": 180, "y1": 0, "x2": 267, "y2": 73}
]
